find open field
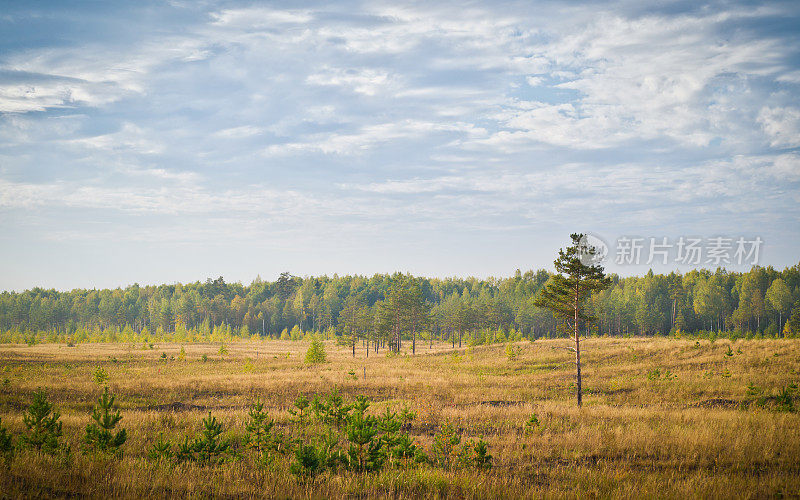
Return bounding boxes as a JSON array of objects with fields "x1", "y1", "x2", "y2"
[{"x1": 1, "y1": 337, "x2": 799, "y2": 498}]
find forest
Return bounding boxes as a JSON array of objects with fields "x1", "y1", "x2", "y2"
[{"x1": 1, "y1": 263, "x2": 799, "y2": 346}]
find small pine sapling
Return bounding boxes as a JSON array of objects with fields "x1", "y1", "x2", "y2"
[
  {"x1": 148, "y1": 432, "x2": 173, "y2": 461},
  {"x1": 775, "y1": 385, "x2": 796, "y2": 412},
  {"x1": 378, "y1": 406, "x2": 402, "y2": 468},
  {"x1": 22, "y1": 389, "x2": 62, "y2": 454},
  {"x1": 525, "y1": 413, "x2": 542, "y2": 434},
  {"x1": 399, "y1": 405, "x2": 416, "y2": 430},
  {"x1": 175, "y1": 436, "x2": 195, "y2": 462},
  {"x1": 392, "y1": 433, "x2": 421, "y2": 467},
  {"x1": 305, "y1": 337, "x2": 327, "y2": 364},
  {"x1": 244, "y1": 400, "x2": 286, "y2": 462},
  {"x1": 473, "y1": 438, "x2": 492, "y2": 470},
  {"x1": 0, "y1": 418, "x2": 14, "y2": 465},
  {"x1": 290, "y1": 443, "x2": 322, "y2": 478},
  {"x1": 346, "y1": 395, "x2": 384, "y2": 471},
  {"x1": 317, "y1": 429, "x2": 348, "y2": 471},
  {"x1": 83, "y1": 386, "x2": 127, "y2": 457},
  {"x1": 194, "y1": 413, "x2": 230, "y2": 464},
  {"x1": 323, "y1": 388, "x2": 352, "y2": 429},
  {"x1": 431, "y1": 421, "x2": 462, "y2": 470},
  {"x1": 289, "y1": 395, "x2": 310, "y2": 426}
]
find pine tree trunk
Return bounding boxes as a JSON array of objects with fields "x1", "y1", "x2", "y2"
[{"x1": 575, "y1": 284, "x2": 582, "y2": 407}]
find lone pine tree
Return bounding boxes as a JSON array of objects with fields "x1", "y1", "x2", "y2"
[{"x1": 534, "y1": 233, "x2": 611, "y2": 407}]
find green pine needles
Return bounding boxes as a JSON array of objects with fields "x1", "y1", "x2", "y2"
[
  {"x1": 0, "y1": 418, "x2": 14, "y2": 465},
  {"x1": 195, "y1": 413, "x2": 230, "y2": 464},
  {"x1": 148, "y1": 432, "x2": 173, "y2": 461},
  {"x1": 345, "y1": 395, "x2": 384, "y2": 472},
  {"x1": 56, "y1": 387, "x2": 493, "y2": 478},
  {"x1": 165, "y1": 412, "x2": 230, "y2": 464},
  {"x1": 22, "y1": 389, "x2": 63, "y2": 454},
  {"x1": 245, "y1": 400, "x2": 287, "y2": 462},
  {"x1": 83, "y1": 386, "x2": 127, "y2": 457},
  {"x1": 534, "y1": 233, "x2": 611, "y2": 406},
  {"x1": 305, "y1": 336, "x2": 327, "y2": 364}
]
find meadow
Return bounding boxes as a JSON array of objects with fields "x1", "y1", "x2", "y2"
[{"x1": 0, "y1": 337, "x2": 798, "y2": 498}]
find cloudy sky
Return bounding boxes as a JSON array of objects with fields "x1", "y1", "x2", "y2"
[{"x1": 1, "y1": 0, "x2": 798, "y2": 290}]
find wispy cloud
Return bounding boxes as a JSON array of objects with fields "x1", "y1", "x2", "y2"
[{"x1": 0, "y1": 0, "x2": 798, "y2": 288}]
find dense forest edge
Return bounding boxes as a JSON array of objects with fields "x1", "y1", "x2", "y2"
[{"x1": 2, "y1": 263, "x2": 800, "y2": 346}]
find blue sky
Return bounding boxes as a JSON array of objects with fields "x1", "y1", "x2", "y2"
[{"x1": 1, "y1": 0, "x2": 799, "y2": 290}]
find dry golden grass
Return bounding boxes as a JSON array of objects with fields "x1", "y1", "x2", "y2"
[{"x1": 1, "y1": 337, "x2": 799, "y2": 498}]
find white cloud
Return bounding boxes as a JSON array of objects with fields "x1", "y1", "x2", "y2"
[
  {"x1": 213, "y1": 125, "x2": 263, "y2": 139},
  {"x1": 1, "y1": 1, "x2": 799, "y2": 286},
  {"x1": 466, "y1": 9, "x2": 795, "y2": 151},
  {"x1": 758, "y1": 107, "x2": 800, "y2": 148},
  {"x1": 306, "y1": 67, "x2": 396, "y2": 96},
  {"x1": 264, "y1": 119, "x2": 487, "y2": 156},
  {"x1": 210, "y1": 7, "x2": 312, "y2": 28},
  {"x1": 69, "y1": 122, "x2": 165, "y2": 155},
  {"x1": 525, "y1": 76, "x2": 544, "y2": 87}
]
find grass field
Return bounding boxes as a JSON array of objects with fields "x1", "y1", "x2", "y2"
[{"x1": 0, "y1": 337, "x2": 799, "y2": 498}]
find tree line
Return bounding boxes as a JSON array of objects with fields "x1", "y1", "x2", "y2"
[{"x1": 1, "y1": 263, "x2": 800, "y2": 346}]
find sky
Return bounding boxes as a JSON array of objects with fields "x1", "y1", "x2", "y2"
[{"x1": 1, "y1": 0, "x2": 799, "y2": 291}]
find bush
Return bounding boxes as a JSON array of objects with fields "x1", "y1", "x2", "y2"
[
  {"x1": 305, "y1": 337, "x2": 327, "y2": 364},
  {"x1": 92, "y1": 366, "x2": 109, "y2": 386},
  {"x1": 505, "y1": 343, "x2": 521, "y2": 361}
]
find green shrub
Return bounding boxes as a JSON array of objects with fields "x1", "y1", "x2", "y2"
[{"x1": 92, "y1": 366, "x2": 109, "y2": 386}]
